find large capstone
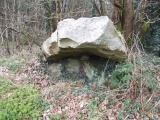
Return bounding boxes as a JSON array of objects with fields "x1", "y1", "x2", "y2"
[{"x1": 42, "y1": 16, "x2": 127, "y2": 61}]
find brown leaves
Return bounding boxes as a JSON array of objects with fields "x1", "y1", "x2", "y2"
[
  {"x1": 41, "y1": 81, "x2": 91, "y2": 119},
  {"x1": 0, "y1": 66, "x2": 13, "y2": 78}
]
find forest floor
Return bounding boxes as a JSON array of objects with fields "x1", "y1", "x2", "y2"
[{"x1": 0, "y1": 46, "x2": 160, "y2": 120}]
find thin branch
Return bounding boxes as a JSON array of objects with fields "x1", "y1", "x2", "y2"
[
  {"x1": 109, "y1": 0, "x2": 124, "y2": 10},
  {"x1": 1, "y1": 27, "x2": 8, "y2": 45},
  {"x1": 134, "y1": 0, "x2": 144, "y2": 23},
  {"x1": 91, "y1": 0, "x2": 101, "y2": 16}
]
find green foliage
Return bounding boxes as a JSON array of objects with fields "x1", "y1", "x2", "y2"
[
  {"x1": 117, "y1": 110, "x2": 124, "y2": 120},
  {"x1": 87, "y1": 100, "x2": 102, "y2": 120},
  {"x1": 0, "y1": 77, "x2": 17, "y2": 96},
  {"x1": 89, "y1": 100, "x2": 98, "y2": 109},
  {"x1": 116, "y1": 99, "x2": 142, "y2": 119},
  {"x1": 108, "y1": 96, "x2": 116, "y2": 108},
  {"x1": 51, "y1": 114, "x2": 62, "y2": 120},
  {"x1": 109, "y1": 54, "x2": 159, "y2": 90},
  {"x1": 0, "y1": 85, "x2": 48, "y2": 120},
  {"x1": 109, "y1": 62, "x2": 133, "y2": 89},
  {"x1": 0, "y1": 59, "x2": 5, "y2": 66},
  {"x1": 136, "y1": 55, "x2": 159, "y2": 91},
  {"x1": 109, "y1": 54, "x2": 160, "y2": 119},
  {"x1": 51, "y1": 114, "x2": 67, "y2": 120},
  {"x1": 1, "y1": 56, "x2": 26, "y2": 73}
]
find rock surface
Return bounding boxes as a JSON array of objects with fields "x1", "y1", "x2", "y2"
[
  {"x1": 42, "y1": 16, "x2": 127, "y2": 61},
  {"x1": 47, "y1": 57, "x2": 117, "y2": 85}
]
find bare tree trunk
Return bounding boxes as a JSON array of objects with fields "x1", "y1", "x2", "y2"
[
  {"x1": 4, "y1": 0, "x2": 11, "y2": 54},
  {"x1": 11, "y1": 0, "x2": 16, "y2": 53},
  {"x1": 56, "y1": 0, "x2": 62, "y2": 22},
  {"x1": 110, "y1": 0, "x2": 123, "y2": 27},
  {"x1": 123, "y1": 0, "x2": 134, "y2": 43},
  {"x1": 62, "y1": 0, "x2": 68, "y2": 14},
  {"x1": 98, "y1": 0, "x2": 104, "y2": 15},
  {"x1": 4, "y1": 0, "x2": 8, "y2": 39},
  {"x1": 16, "y1": 1, "x2": 21, "y2": 50}
]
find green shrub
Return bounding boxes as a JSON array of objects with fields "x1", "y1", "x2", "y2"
[
  {"x1": 0, "y1": 77, "x2": 17, "y2": 95},
  {"x1": 0, "y1": 86, "x2": 48, "y2": 120},
  {"x1": 109, "y1": 62, "x2": 133, "y2": 89},
  {"x1": 109, "y1": 54, "x2": 159, "y2": 91}
]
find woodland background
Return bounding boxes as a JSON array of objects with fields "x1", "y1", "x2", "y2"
[{"x1": 0, "y1": 0, "x2": 159, "y2": 55}]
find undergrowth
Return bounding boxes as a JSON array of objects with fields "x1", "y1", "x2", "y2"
[
  {"x1": 109, "y1": 54, "x2": 160, "y2": 90},
  {"x1": 0, "y1": 77, "x2": 48, "y2": 120},
  {"x1": 0, "y1": 47, "x2": 159, "y2": 119},
  {"x1": 107, "y1": 53, "x2": 160, "y2": 119},
  {"x1": 0, "y1": 77, "x2": 17, "y2": 96},
  {"x1": 0, "y1": 55, "x2": 26, "y2": 74}
]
